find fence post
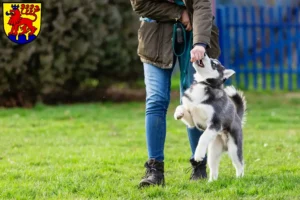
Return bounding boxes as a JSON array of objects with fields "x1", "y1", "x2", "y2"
[
  {"x1": 297, "y1": 8, "x2": 300, "y2": 89},
  {"x1": 286, "y1": 7, "x2": 293, "y2": 91},
  {"x1": 268, "y1": 7, "x2": 275, "y2": 90},
  {"x1": 278, "y1": 6, "x2": 284, "y2": 90},
  {"x1": 251, "y1": 6, "x2": 258, "y2": 89},
  {"x1": 242, "y1": 6, "x2": 249, "y2": 90},
  {"x1": 233, "y1": 6, "x2": 240, "y2": 86},
  {"x1": 216, "y1": 7, "x2": 225, "y2": 65}
]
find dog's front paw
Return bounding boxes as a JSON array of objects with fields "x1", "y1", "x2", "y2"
[
  {"x1": 174, "y1": 106, "x2": 184, "y2": 120},
  {"x1": 194, "y1": 149, "x2": 204, "y2": 162}
]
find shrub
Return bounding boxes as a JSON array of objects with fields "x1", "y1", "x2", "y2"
[{"x1": 0, "y1": 0, "x2": 142, "y2": 107}]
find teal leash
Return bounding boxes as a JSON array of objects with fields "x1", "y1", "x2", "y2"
[{"x1": 172, "y1": 22, "x2": 193, "y2": 90}]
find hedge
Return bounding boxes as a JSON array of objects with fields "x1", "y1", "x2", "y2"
[{"x1": 0, "y1": 0, "x2": 142, "y2": 107}]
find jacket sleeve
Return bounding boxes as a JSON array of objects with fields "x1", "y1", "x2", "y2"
[
  {"x1": 130, "y1": 0, "x2": 184, "y2": 22},
  {"x1": 192, "y1": 0, "x2": 213, "y2": 47}
]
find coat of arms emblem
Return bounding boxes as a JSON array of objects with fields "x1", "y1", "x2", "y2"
[{"x1": 3, "y1": 3, "x2": 41, "y2": 44}]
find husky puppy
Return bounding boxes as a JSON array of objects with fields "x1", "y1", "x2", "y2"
[{"x1": 174, "y1": 54, "x2": 247, "y2": 182}]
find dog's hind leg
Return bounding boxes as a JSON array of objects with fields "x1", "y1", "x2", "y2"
[
  {"x1": 207, "y1": 135, "x2": 224, "y2": 182},
  {"x1": 227, "y1": 134, "x2": 244, "y2": 178},
  {"x1": 174, "y1": 105, "x2": 195, "y2": 128}
]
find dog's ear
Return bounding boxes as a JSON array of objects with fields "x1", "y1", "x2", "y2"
[{"x1": 223, "y1": 69, "x2": 235, "y2": 79}]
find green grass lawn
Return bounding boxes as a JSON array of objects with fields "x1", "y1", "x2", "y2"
[{"x1": 1, "y1": 91, "x2": 300, "y2": 199}]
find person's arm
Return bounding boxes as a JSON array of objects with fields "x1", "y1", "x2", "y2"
[
  {"x1": 130, "y1": 0, "x2": 185, "y2": 22},
  {"x1": 190, "y1": 0, "x2": 213, "y2": 62},
  {"x1": 192, "y1": 0, "x2": 213, "y2": 47}
]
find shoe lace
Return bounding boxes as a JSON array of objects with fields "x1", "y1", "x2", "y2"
[
  {"x1": 185, "y1": 166, "x2": 193, "y2": 174},
  {"x1": 143, "y1": 164, "x2": 157, "y2": 178}
]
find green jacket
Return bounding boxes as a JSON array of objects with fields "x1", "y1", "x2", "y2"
[{"x1": 131, "y1": 0, "x2": 221, "y2": 68}]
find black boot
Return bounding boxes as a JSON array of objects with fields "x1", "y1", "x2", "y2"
[
  {"x1": 139, "y1": 159, "x2": 165, "y2": 188},
  {"x1": 189, "y1": 158, "x2": 207, "y2": 180}
]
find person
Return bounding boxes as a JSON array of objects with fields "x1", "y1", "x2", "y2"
[{"x1": 130, "y1": 0, "x2": 221, "y2": 187}]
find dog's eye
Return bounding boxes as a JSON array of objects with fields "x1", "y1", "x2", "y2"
[{"x1": 212, "y1": 63, "x2": 217, "y2": 69}]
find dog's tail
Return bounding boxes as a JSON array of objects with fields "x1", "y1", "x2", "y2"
[{"x1": 224, "y1": 86, "x2": 247, "y2": 127}]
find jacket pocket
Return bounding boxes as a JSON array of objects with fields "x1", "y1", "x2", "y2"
[
  {"x1": 137, "y1": 21, "x2": 160, "y2": 61},
  {"x1": 207, "y1": 24, "x2": 221, "y2": 59}
]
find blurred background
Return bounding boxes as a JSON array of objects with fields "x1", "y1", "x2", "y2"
[
  {"x1": 216, "y1": 0, "x2": 300, "y2": 90},
  {"x1": 0, "y1": 0, "x2": 299, "y2": 107}
]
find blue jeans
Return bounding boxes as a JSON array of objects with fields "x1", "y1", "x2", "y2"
[{"x1": 144, "y1": 60, "x2": 205, "y2": 162}]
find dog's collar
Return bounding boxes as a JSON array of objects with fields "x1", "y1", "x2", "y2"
[{"x1": 193, "y1": 78, "x2": 227, "y2": 89}]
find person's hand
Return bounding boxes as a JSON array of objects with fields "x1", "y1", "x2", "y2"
[
  {"x1": 179, "y1": 10, "x2": 192, "y2": 31},
  {"x1": 190, "y1": 45, "x2": 206, "y2": 62}
]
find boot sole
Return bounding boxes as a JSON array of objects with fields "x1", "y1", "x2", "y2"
[{"x1": 138, "y1": 180, "x2": 165, "y2": 188}]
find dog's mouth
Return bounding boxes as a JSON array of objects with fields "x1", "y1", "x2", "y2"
[{"x1": 196, "y1": 60, "x2": 204, "y2": 68}]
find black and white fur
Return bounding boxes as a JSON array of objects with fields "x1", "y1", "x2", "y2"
[{"x1": 174, "y1": 54, "x2": 247, "y2": 182}]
